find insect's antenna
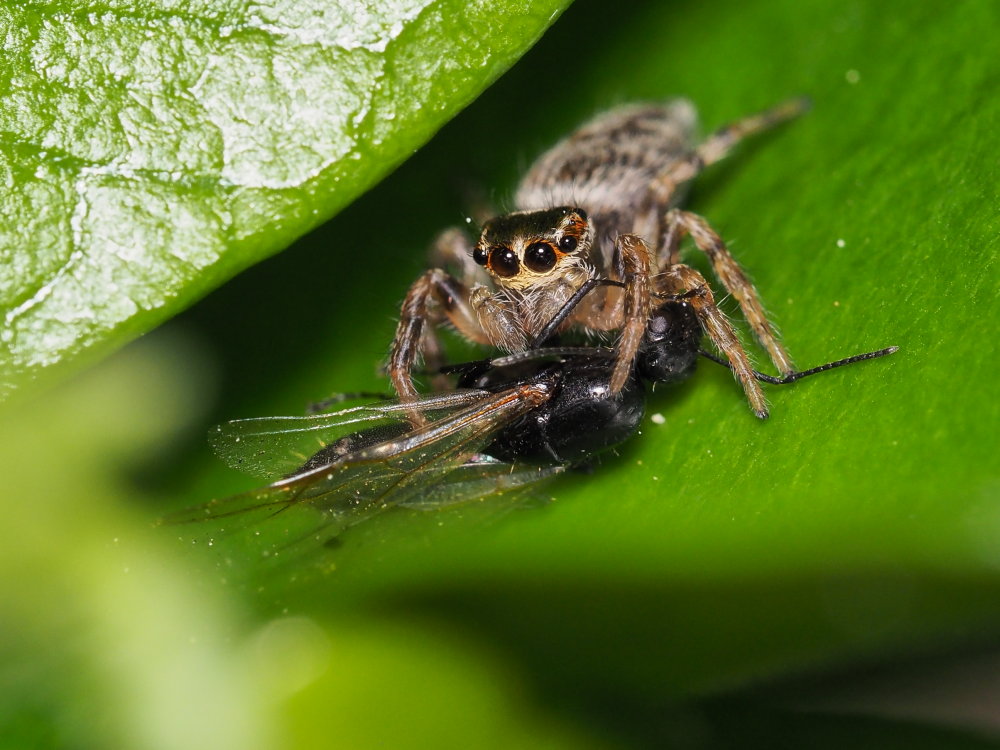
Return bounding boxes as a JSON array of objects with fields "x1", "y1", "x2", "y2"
[{"x1": 699, "y1": 346, "x2": 898, "y2": 385}]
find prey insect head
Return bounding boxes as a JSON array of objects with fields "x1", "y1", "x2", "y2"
[{"x1": 473, "y1": 207, "x2": 591, "y2": 286}]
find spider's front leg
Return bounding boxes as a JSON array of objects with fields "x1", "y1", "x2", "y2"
[
  {"x1": 388, "y1": 268, "x2": 489, "y2": 405},
  {"x1": 660, "y1": 208, "x2": 794, "y2": 376},
  {"x1": 608, "y1": 233, "x2": 654, "y2": 394},
  {"x1": 660, "y1": 264, "x2": 769, "y2": 418}
]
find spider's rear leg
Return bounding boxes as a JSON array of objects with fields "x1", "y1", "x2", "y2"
[
  {"x1": 694, "y1": 97, "x2": 810, "y2": 170},
  {"x1": 660, "y1": 208, "x2": 794, "y2": 376},
  {"x1": 651, "y1": 97, "x2": 810, "y2": 195},
  {"x1": 661, "y1": 264, "x2": 769, "y2": 418}
]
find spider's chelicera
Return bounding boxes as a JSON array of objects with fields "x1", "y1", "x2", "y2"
[{"x1": 389, "y1": 98, "x2": 821, "y2": 419}]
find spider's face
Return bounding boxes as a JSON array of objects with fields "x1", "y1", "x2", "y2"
[{"x1": 473, "y1": 207, "x2": 592, "y2": 291}]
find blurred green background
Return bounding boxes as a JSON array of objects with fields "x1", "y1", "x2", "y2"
[{"x1": 2, "y1": 0, "x2": 999, "y2": 747}]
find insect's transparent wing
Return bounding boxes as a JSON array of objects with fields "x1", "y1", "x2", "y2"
[
  {"x1": 208, "y1": 389, "x2": 494, "y2": 479},
  {"x1": 166, "y1": 382, "x2": 556, "y2": 534},
  {"x1": 396, "y1": 460, "x2": 565, "y2": 510}
]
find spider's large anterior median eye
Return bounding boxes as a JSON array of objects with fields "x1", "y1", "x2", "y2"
[
  {"x1": 488, "y1": 246, "x2": 519, "y2": 277},
  {"x1": 524, "y1": 242, "x2": 557, "y2": 273}
]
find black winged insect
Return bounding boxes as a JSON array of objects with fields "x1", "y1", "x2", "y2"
[{"x1": 167, "y1": 299, "x2": 895, "y2": 548}]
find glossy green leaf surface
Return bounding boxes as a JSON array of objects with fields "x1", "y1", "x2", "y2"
[
  {"x1": 0, "y1": 0, "x2": 568, "y2": 400},
  {"x1": 3, "y1": 0, "x2": 1000, "y2": 746}
]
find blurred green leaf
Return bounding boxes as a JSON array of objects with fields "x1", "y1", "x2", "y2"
[
  {"x1": 0, "y1": 339, "x2": 609, "y2": 749},
  {"x1": 0, "y1": 0, "x2": 569, "y2": 401}
]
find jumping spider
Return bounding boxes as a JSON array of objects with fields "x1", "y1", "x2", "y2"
[{"x1": 390, "y1": 98, "x2": 811, "y2": 419}]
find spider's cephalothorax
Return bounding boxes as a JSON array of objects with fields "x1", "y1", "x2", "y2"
[
  {"x1": 463, "y1": 207, "x2": 603, "y2": 352},
  {"x1": 388, "y1": 98, "x2": 812, "y2": 419},
  {"x1": 473, "y1": 207, "x2": 593, "y2": 291}
]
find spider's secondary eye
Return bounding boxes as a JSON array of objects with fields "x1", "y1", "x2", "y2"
[
  {"x1": 488, "y1": 246, "x2": 520, "y2": 277},
  {"x1": 558, "y1": 235, "x2": 578, "y2": 253},
  {"x1": 524, "y1": 242, "x2": 557, "y2": 272},
  {"x1": 473, "y1": 246, "x2": 488, "y2": 265}
]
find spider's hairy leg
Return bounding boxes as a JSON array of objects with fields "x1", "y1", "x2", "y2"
[
  {"x1": 414, "y1": 227, "x2": 492, "y2": 390},
  {"x1": 652, "y1": 97, "x2": 810, "y2": 193},
  {"x1": 609, "y1": 233, "x2": 654, "y2": 394},
  {"x1": 429, "y1": 226, "x2": 488, "y2": 287},
  {"x1": 662, "y1": 264, "x2": 769, "y2": 418},
  {"x1": 695, "y1": 96, "x2": 810, "y2": 168},
  {"x1": 660, "y1": 209, "x2": 794, "y2": 376},
  {"x1": 389, "y1": 268, "x2": 489, "y2": 411}
]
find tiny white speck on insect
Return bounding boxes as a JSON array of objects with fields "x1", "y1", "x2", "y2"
[
  {"x1": 846, "y1": 69, "x2": 861, "y2": 84},
  {"x1": 651, "y1": 413, "x2": 666, "y2": 425},
  {"x1": 836, "y1": 238, "x2": 846, "y2": 248}
]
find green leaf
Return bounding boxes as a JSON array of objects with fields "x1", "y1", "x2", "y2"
[{"x1": 0, "y1": 0, "x2": 569, "y2": 400}]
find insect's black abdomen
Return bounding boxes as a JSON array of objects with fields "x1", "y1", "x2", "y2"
[
  {"x1": 483, "y1": 357, "x2": 646, "y2": 465},
  {"x1": 295, "y1": 422, "x2": 411, "y2": 475}
]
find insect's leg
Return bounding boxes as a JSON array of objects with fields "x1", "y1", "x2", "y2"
[
  {"x1": 653, "y1": 97, "x2": 810, "y2": 194},
  {"x1": 389, "y1": 269, "x2": 490, "y2": 405},
  {"x1": 661, "y1": 209, "x2": 794, "y2": 376},
  {"x1": 663, "y1": 264, "x2": 769, "y2": 418},
  {"x1": 608, "y1": 234, "x2": 654, "y2": 394}
]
